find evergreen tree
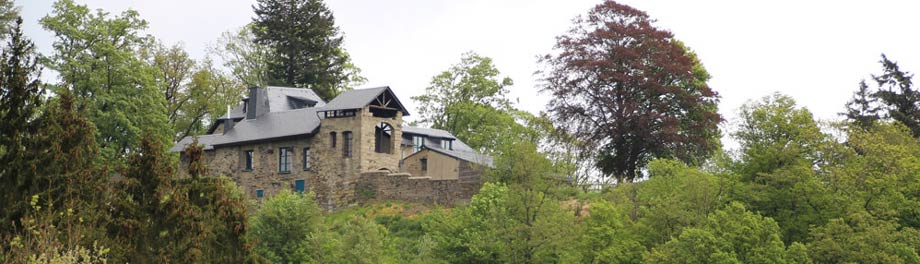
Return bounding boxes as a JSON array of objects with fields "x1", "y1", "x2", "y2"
[
  {"x1": 0, "y1": 17, "x2": 45, "y2": 230},
  {"x1": 871, "y1": 54, "x2": 920, "y2": 137},
  {"x1": 842, "y1": 80, "x2": 881, "y2": 129},
  {"x1": 0, "y1": 0, "x2": 17, "y2": 37},
  {"x1": 252, "y1": 0, "x2": 364, "y2": 100}
]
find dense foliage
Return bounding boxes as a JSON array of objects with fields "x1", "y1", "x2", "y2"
[
  {"x1": 252, "y1": 0, "x2": 365, "y2": 100},
  {"x1": 540, "y1": 1, "x2": 722, "y2": 182},
  {"x1": 3, "y1": 0, "x2": 920, "y2": 263}
]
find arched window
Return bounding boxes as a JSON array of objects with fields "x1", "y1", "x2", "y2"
[{"x1": 375, "y1": 122, "x2": 393, "y2": 153}]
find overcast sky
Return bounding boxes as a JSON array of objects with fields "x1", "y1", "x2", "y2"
[{"x1": 18, "y1": 0, "x2": 920, "y2": 147}]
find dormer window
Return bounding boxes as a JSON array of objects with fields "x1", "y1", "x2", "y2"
[
  {"x1": 413, "y1": 136, "x2": 424, "y2": 152},
  {"x1": 440, "y1": 139, "x2": 452, "y2": 150}
]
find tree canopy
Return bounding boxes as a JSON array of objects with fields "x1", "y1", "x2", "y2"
[
  {"x1": 252, "y1": 0, "x2": 364, "y2": 100},
  {"x1": 540, "y1": 1, "x2": 722, "y2": 182}
]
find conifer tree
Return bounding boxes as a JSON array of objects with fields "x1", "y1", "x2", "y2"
[
  {"x1": 252, "y1": 0, "x2": 364, "y2": 100},
  {"x1": 871, "y1": 55, "x2": 920, "y2": 137},
  {"x1": 0, "y1": 17, "x2": 45, "y2": 230},
  {"x1": 842, "y1": 80, "x2": 881, "y2": 129}
]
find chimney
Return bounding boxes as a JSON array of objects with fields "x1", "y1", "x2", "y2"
[
  {"x1": 223, "y1": 105, "x2": 234, "y2": 134},
  {"x1": 223, "y1": 118, "x2": 235, "y2": 134},
  {"x1": 246, "y1": 86, "x2": 268, "y2": 119}
]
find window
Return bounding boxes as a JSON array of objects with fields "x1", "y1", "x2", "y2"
[
  {"x1": 278, "y1": 147, "x2": 292, "y2": 173},
  {"x1": 256, "y1": 189, "x2": 264, "y2": 198},
  {"x1": 294, "y1": 179, "x2": 305, "y2": 193},
  {"x1": 343, "y1": 131, "x2": 353, "y2": 157},
  {"x1": 330, "y1": 132, "x2": 337, "y2": 148},
  {"x1": 420, "y1": 158, "x2": 428, "y2": 174},
  {"x1": 375, "y1": 122, "x2": 393, "y2": 153},
  {"x1": 440, "y1": 139, "x2": 452, "y2": 150},
  {"x1": 243, "y1": 150, "x2": 254, "y2": 171},
  {"x1": 303, "y1": 148, "x2": 311, "y2": 170},
  {"x1": 413, "y1": 136, "x2": 424, "y2": 152}
]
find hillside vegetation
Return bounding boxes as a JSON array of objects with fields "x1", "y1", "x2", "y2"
[{"x1": 2, "y1": 0, "x2": 920, "y2": 263}]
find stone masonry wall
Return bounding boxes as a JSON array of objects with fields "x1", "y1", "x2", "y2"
[
  {"x1": 356, "y1": 171, "x2": 481, "y2": 205},
  {"x1": 183, "y1": 136, "x2": 329, "y2": 203},
  {"x1": 357, "y1": 159, "x2": 485, "y2": 205}
]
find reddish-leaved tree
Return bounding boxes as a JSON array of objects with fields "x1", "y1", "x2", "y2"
[{"x1": 540, "y1": 1, "x2": 722, "y2": 182}]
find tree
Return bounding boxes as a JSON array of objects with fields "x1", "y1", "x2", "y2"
[
  {"x1": 252, "y1": 0, "x2": 364, "y2": 100},
  {"x1": 412, "y1": 52, "x2": 512, "y2": 130},
  {"x1": 731, "y1": 94, "x2": 843, "y2": 243},
  {"x1": 0, "y1": 19, "x2": 43, "y2": 211},
  {"x1": 148, "y1": 40, "x2": 248, "y2": 141},
  {"x1": 540, "y1": 1, "x2": 721, "y2": 182},
  {"x1": 412, "y1": 52, "x2": 546, "y2": 152},
  {"x1": 808, "y1": 212, "x2": 920, "y2": 263},
  {"x1": 871, "y1": 54, "x2": 920, "y2": 137},
  {"x1": 839, "y1": 122, "x2": 920, "y2": 229},
  {"x1": 147, "y1": 42, "x2": 197, "y2": 141},
  {"x1": 646, "y1": 202, "x2": 807, "y2": 264},
  {"x1": 249, "y1": 190, "x2": 329, "y2": 263},
  {"x1": 211, "y1": 24, "x2": 270, "y2": 87},
  {"x1": 842, "y1": 80, "x2": 881, "y2": 129},
  {"x1": 0, "y1": 0, "x2": 18, "y2": 36},
  {"x1": 41, "y1": 0, "x2": 169, "y2": 161}
]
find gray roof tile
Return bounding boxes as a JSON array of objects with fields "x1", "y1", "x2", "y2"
[
  {"x1": 171, "y1": 108, "x2": 320, "y2": 152},
  {"x1": 321, "y1": 86, "x2": 409, "y2": 115}
]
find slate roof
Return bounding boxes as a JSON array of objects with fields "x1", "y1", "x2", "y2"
[
  {"x1": 171, "y1": 107, "x2": 321, "y2": 152},
  {"x1": 321, "y1": 86, "x2": 409, "y2": 115},
  {"x1": 402, "y1": 126, "x2": 455, "y2": 139},
  {"x1": 412, "y1": 146, "x2": 494, "y2": 168},
  {"x1": 170, "y1": 86, "x2": 486, "y2": 168},
  {"x1": 215, "y1": 86, "x2": 325, "y2": 121},
  {"x1": 400, "y1": 125, "x2": 486, "y2": 165},
  {"x1": 265, "y1": 86, "x2": 325, "y2": 111}
]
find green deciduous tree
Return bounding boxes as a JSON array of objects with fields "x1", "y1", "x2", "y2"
[
  {"x1": 839, "y1": 122, "x2": 920, "y2": 229},
  {"x1": 252, "y1": 0, "x2": 364, "y2": 100},
  {"x1": 808, "y1": 212, "x2": 920, "y2": 264},
  {"x1": 541, "y1": 1, "x2": 721, "y2": 182},
  {"x1": 732, "y1": 93, "x2": 842, "y2": 243},
  {"x1": 412, "y1": 52, "x2": 547, "y2": 153},
  {"x1": 646, "y1": 202, "x2": 806, "y2": 264},
  {"x1": 41, "y1": 0, "x2": 169, "y2": 162},
  {"x1": 211, "y1": 24, "x2": 270, "y2": 87},
  {"x1": 150, "y1": 41, "x2": 247, "y2": 141},
  {"x1": 147, "y1": 42, "x2": 197, "y2": 141},
  {"x1": 250, "y1": 190, "x2": 330, "y2": 263},
  {"x1": 413, "y1": 52, "x2": 512, "y2": 131},
  {"x1": 428, "y1": 139, "x2": 576, "y2": 264}
]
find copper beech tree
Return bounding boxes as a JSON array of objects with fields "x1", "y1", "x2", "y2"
[{"x1": 540, "y1": 1, "x2": 721, "y2": 182}]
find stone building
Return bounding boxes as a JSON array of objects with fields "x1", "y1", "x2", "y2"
[{"x1": 170, "y1": 86, "x2": 491, "y2": 208}]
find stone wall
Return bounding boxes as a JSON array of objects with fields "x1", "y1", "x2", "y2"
[
  {"x1": 310, "y1": 107, "x2": 404, "y2": 208},
  {"x1": 185, "y1": 136, "x2": 330, "y2": 204},
  {"x1": 356, "y1": 171, "x2": 481, "y2": 205}
]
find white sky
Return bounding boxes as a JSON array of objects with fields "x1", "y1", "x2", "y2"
[{"x1": 19, "y1": 0, "x2": 920, "y2": 148}]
